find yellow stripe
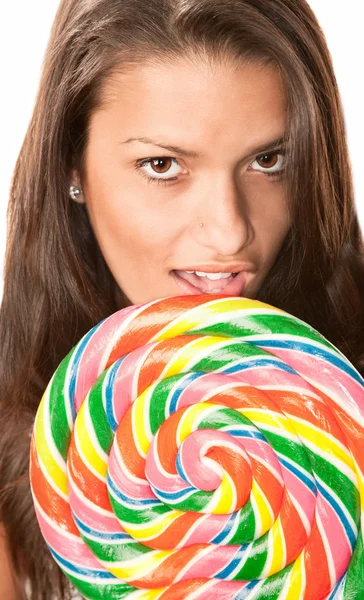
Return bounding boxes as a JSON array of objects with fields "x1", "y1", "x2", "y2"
[
  {"x1": 74, "y1": 402, "x2": 107, "y2": 478},
  {"x1": 241, "y1": 409, "x2": 295, "y2": 434},
  {"x1": 285, "y1": 553, "x2": 305, "y2": 599},
  {"x1": 267, "y1": 516, "x2": 286, "y2": 576},
  {"x1": 132, "y1": 390, "x2": 152, "y2": 457},
  {"x1": 153, "y1": 298, "x2": 280, "y2": 341},
  {"x1": 34, "y1": 394, "x2": 68, "y2": 496},
  {"x1": 251, "y1": 480, "x2": 274, "y2": 534},
  {"x1": 357, "y1": 466, "x2": 364, "y2": 511},
  {"x1": 109, "y1": 550, "x2": 172, "y2": 580},
  {"x1": 123, "y1": 511, "x2": 182, "y2": 541},
  {"x1": 177, "y1": 403, "x2": 213, "y2": 444},
  {"x1": 162, "y1": 336, "x2": 227, "y2": 379},
  {"x1": 291, "y1": 419, "x2": 355, "y2": 472},
  {"x1": 137, "y1": 589, "x2": 165, "y2": 600},
  {"x1": 210, "y1": 472, "x2": 234, "y2": 514}
]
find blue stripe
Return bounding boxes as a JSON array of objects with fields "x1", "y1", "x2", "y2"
[
  {"x1": 316, "y1": 479, "x2": 357, "y2": 549},
  {"x1": 221, "y1": 358, "x2": 296, "y2": 375},
  {"x1": 250, "y1": 339, "x2": 364, "y2": 385},
  {"x1": 326, "y1": 575, "x2": 345, "y2": 599},
  {"x1": 150, "y1": 483, "x2": 195, "y2": 503},
  {"x1": 279, "y1": 455, "x2": 317, "y2": 495},
  {"x1": 68, "y1": 325, "x2": 101, "y2": 421},
  {"x1": 175, "y1": 451, "x2": 197, "y2": 488},
  {"x1": 223, "y1": 428, "x2": 266, "y2": 441},
  {"x1": 50, "y1": 547, "x2": 117, "y2": 579},
  {"x1": 72, "y1": 512, "x2": 133, "y2": 542},
  {"x1": 235, "y1": 581, "x2": 261, "y2": 599},
  {"x1": 105, "y1": 358, "x2": 125, "y2": 432},
  {"x1": 211, "y1": 511, "x2": 239, "y2": 544},
  {"x1": 107, "y1": 472, "x2": 160, "y2": 507},
  {"x1": 168, "y1": 372, "x2": 202, "y2": 415},
  {"x1": 214, "y1": 544, "x2": 248, "y2": 579}
]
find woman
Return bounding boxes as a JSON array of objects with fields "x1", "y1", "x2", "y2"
[{"x1": 1, "y1": 0, "x2": 363, "y2": 598}]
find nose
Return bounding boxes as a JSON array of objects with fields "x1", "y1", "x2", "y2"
[{"x1": 195, "y1": 174, "x2": 253, "y2": 256}]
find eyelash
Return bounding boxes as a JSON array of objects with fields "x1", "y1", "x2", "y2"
[{"x1": 134, "y1": 150, "x2": 286, "y2": 186}]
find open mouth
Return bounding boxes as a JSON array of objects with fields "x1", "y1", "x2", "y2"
[{"x1": 172, "y1": 270, "x2": 248, "y2": 296}]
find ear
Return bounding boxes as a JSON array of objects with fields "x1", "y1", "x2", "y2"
[{"x1": 69, "y1": 169, "x2": 85, "y2": 204}]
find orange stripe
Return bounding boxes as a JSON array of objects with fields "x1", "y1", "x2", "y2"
[
  {"x1": 130, "y1": 543, "x2": 208, "y2": 588},
  {"x1": 303, "y1": 522, "x2": 331, "y2": 599},
  {"x1": 68, "y1": 435, "x2": 111, "y2": 511},
  {"x1": 137, "y1": 336, "x2": 201, "y2": 397},
  {"x1": 317, "y1": 389, "x2": 364, "y2": 472},
  {"x1": 159, "y1": 578, "x2": 210, "y2": 599},
  {"x1": 143, "y1": 513, "x2": 203, "y2": 550},
  {"x1": 211, "y1": 386, "x2": 275, "y2": 411},
  {"x1": 280, "y1": 495, "x2": 307, "y2": 564},
  {"x1": 107, "y1": 296, "x2": 210, "y2": 367},
  {"x1": 206, "y1": 446, "x2": 251, "y2": 507},
  {"x1": 271, "y1": 390, "x2": 349, "y2": 444},
  {"x1": 116, "y1": 408, "x2": 145, "y2": 477},
  {"x1": 30, "y1": 441, "x2": 78, "y2": 535},
  {"x1": 157, "y1": 411, "x2": 182, "y2": 474},
  {"x1": 254, "y1": 462, "x2": 283, "y2": 517}
]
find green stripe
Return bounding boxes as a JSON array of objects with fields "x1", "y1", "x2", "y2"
[
  {"x1": 229, "y1": 504, "x2": 256, "y2": 544},
  {"x1": 189, "y1": 313, "x2": 334, "y2": 351},
  {"x1": 109, "y1": 495, "x2": 171, "y2": 525},
  {"x1": 191, "y1": 341, "x2": 270, "y2": 372},
  {"x1": 81, "y1": 535, "x2": 152, "y2": 563},
  {"x1": 344, "y1": 530, "x2": 364, "y2": 598},
  {"x1": 49, "y1": 349, "x2": 75, "y2": 460},
  {"x1": 232, "y1": 534, "x2": 269, "y2": 579},
  {"x1": 260, "y1": 431, "x2": 312, "y2": 473},
  {"x1": 305, "y1": 452, "x2": 359, "y2": 521},
  {"x1": 258, "y1": 563, "x2": 292, "y2": 598},
  {"x1": 66, "y1": 574, "x2": 135, "y2": 600},
  {"x1": 88, "y1": 373, "x2": 113, "y2": 454}
]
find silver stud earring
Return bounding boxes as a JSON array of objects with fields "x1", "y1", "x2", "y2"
[{"x1": 69, "y1": 185, "x2": 82, "y2": 201}]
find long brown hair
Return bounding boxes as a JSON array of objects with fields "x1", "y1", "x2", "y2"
[{"x1": 1, "y1": 0, "x2": 363, "y2": 598}]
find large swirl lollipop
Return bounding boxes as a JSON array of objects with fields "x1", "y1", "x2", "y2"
[{"x1": 30, "y1": 295, "x2": 364, "y2": 599}]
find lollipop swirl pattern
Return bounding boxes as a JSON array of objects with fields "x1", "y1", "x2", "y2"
[{"x1": 30, "y1": 296, "x2": 364, "y2": 599}]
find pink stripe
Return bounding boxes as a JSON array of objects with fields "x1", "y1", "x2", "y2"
[
  {"x1": 193, "y1": 580, "x2": 251, "y2": 599},
  {"x1": 240, "y1": 439, "x2": 281, "y2": 479},
  {"x1": 316, "y1": 493, "x2": 353, "y2": 579},
  {"x1": 74, "y1": 305, "x2": 138, "y2": 412},
  {"x1": 111, "y1": 344, "x2": 155, "y2": 424},
  {"x1": 145, "y1": 435, "x2": 192, "y2": 494},
  {"x1": 68, "y1": 477, "x2": 122, "y2": 533},
  {"x1": 280, "y1": 463, "x2": 316, "y2": 524},
  {"x1": 35, "y1": 506, "x2": 101, "y2": 568},
  {"x1": 261, "y1": 348, "x2": 364, "y2": 418},
  {"x1": 108, "y1": 444, "x2": 155, "y2": 500},
  {"x1": 233, "y1": 366, "x2": 319, "y2": 394},
  {"x1": 178, "y1": 546, "x2": 237, "y2": 580},
  {"x1": 180, "y1": 513, "x2": 233, "y2": 545}
]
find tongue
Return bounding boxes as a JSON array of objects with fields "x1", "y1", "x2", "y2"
[{"x1": 175, "y1": 270, "x2": 234, "y2": 292}]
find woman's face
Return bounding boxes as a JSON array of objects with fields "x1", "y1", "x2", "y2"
[{"x1": 79, "y1": 57, "x2": 291, "y2": 305}]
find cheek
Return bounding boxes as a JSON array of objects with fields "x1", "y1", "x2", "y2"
[{"x1": 84, "y1": 180, "x2": 183, "y2": 266}]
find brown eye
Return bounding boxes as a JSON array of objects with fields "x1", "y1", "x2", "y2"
[
  {"x1": 150, "y1": 158, "x2": 173, "y2": 174},
  {"x1": 256, "y1": 152, "x2": 279, "y2": 169},
  {"x1": 135, "y1": 157, "x2": 184, "y2": 183},
  {"x1": 250, "y1": 150, "x2": 285, "y2": 175}
]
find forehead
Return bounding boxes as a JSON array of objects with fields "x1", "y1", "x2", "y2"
[{"x1": 91, "y1": 57, "x2": 287, "y2": 154}]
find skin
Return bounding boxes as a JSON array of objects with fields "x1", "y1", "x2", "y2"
[{"x1": 75, "y1": 56, "x2": 291, "y2": 305}]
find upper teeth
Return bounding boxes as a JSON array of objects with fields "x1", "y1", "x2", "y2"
[{"x1": 186, "y1": 271, "x2": 233, "y2": 280}]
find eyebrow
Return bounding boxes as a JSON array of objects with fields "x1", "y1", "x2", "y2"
[{"x1": 121, "y1": 136, "x2": 286, "y2": 159}]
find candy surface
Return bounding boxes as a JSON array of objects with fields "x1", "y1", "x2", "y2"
[{"x1": 30, "y1": 295, "x2": 364, "y2": 599}]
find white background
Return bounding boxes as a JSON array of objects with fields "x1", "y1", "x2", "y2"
[{"x1": 0, "y1": 1, "x2": 363, "y2": 296}]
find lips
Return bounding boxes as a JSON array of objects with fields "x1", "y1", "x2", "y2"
[{"x1": 172, "y1": 270, "x2": 249, "y2": 296}]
